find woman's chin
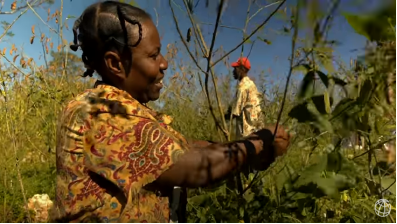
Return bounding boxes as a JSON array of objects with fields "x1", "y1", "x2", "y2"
[{"x1": 148, "y1": 91, "x2": 161, "y2": 102}]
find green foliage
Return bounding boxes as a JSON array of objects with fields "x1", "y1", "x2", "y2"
[{"x1": 343, "y1": 0, "x2": 396, "y2": 42}]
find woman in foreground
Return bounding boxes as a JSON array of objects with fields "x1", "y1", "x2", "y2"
[{"x1": 53, "y1": 1, "x2": 290, "y2": 223}]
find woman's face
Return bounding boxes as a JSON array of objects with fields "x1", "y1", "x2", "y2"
[{"x1": 106, "y1": 19, "x2": 168, "y2": 104}]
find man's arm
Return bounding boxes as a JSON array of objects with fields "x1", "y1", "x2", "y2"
[
  {"x1": 231, "y1": 88, "x2": 247, "y2": 117},
  {"x1": 225, "y1": 89, "x2": 247, "y2": 121}
]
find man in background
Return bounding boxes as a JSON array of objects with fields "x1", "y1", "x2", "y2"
[{"x1": 226, "y1": 57, "x2": 263, "y2": 138}]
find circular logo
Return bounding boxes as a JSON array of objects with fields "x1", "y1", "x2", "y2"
[{"x1": 374, "y1": 199, "x2": 391, "y2": 217}]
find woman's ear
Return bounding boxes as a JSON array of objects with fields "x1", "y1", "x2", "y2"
[{"x1": 104, "y1": 51, "x2": 126, "y2": 80}]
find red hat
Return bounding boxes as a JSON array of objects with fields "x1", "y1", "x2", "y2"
[{"x1": 231, "y1": 57, "x2": 251, "y2": 70}]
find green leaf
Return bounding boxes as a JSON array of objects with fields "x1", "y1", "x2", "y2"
[
  {"x1": 359, "y1": 199, "x2": 376, "y2": 215},
  {"x1": 326, "y1": 151, "x2": 342, "y2": 172},
  {"x1": 343, "y1": 1, "x2": 396, "y2": 42},
  {"x1": 316, "y1": 178, "x2": 339, "y2": 200},
  {"x1": 380, "y1": 178, "x2": 396, "y2": 195},
  {"x1": 343, "y1": 13, "x2": 371, "y2": 40},
  {"x1": 276, "y1": 170, "x2": 287, "y2": 192},
  {"x1": 188, "y1": 195, "x2": 209, "y2": 206},
  {"x1": 288, "y1": 102, "x2": 316, "y2": 123},
  {"x1": 316, "y1": 70, "x2": 329, "y2": 88},
  {"x1": 351, "y1": 213, "x2": 363, "y2": 223},
  {"x1": 311, "y1": 95, "x2": 333, "y2": 114},
  {"x1": 239, "y1": 207, "x2": 244, "y2": 219},
  {"x1": 331, "y1": 98, "x2": 355, "y2": 118},
  {"x1": 299, "y1": 71, "x2": 315, "y2": 99},
  {"x1": 199, "y1": 207, "x2": 208, "y2": 222},
  {"x1": 292, "y1": 63, "x2": 311, "y2": 74},
  {"x1": 283, "y1": 26, "x2": 290, "y2": 33},
  {"x1": 243, "y1": 33, "x2": 252, "y2": 44},
  {"x1": 324, "y1": 91, "x2": 331, "y2": 114},
  {"x1": 339, "y1": 216, "x2": 352, "y2": 223},
  {"x1": 257, "y1": 37, "x2": 272, "y2": 45},
  {"x1": 357, "y1": 79, "x2": 373, "y2": 104},
  {"x1": 291, "y1": 192, "x2": 311, "y2": 201},
  {"x1": 332, "y1": 76, "x2": 347, "y2": 86}
]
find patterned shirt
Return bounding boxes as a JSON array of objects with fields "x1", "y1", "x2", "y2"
[
  {"x1": 53, "y1": 83, "x2": 188, "y2": 222},
  {"x1": 232, "y1": 76, "x2": 262, "y2": 137}
]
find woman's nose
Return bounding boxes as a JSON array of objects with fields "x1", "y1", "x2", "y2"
[{"x1": 160, "y1": 54, "x2": 168, "y2": 71}]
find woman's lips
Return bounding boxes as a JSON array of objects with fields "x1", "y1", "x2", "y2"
[{"x1": 154, "y1": 79, "x2": 163, "y2": 89}]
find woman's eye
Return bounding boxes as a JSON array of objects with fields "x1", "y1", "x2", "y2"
[{"x1": 151, "y1": 53, "x2": 159, "y2": 60}]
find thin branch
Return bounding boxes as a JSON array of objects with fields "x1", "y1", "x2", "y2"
[
  {"x1": 246, "y1": 40, "x2": 256, "y2": 61},
  {"x1": 178, "y1": 0, "x2": 229, "y2": 137},
  {"x1": 0, "y1": 55, "x2": 28, "y2": 76},
  {"x1": 206, "y1": 0, "x2": 224, "y2": 73},
  {"x1": 240, "y1": 0, "x2": 252, "y2": 58},
  {"x1": 353, "y1": 137, "x2": 396, "y2": 159},
  {"x1": 382, "y1": 179, "x2": 396, "y2": 193},
  {"x1": 321, "y1": 0, "x2": 340, "y2": 41},
  {"x1": 248, "y1": 0, "x2": 282, "y2": 22},
  {"x1": 372, "y1": 149, "x2": 384, "y2": 198},
  {"x1": 169, "y1": 1, "x2": 207, "y2": 75},
  {"x1": 38, "y1": 27, "x2": 49, "y2": 70},
  {"x1": 170, "y1": 0, "x2": 186, "y2": 14},
  {"x1": 0, "y1": 6, "x2": 30, "y2": 42},
  {"x1": 0, "y1": 0, "x2": 44, "y2": 14},
  {"x1": 204, "y1": 0, "x2": 229, "y2": 138},
  {"x1": 211, "y1": 0, "x2": 286, "y2": 68},
  {"x1": 27, "y1": 0, "x2": 58, "y2": 34},
  {"x1": 181, "y1": 0, "x2": 206, "y2": 57},
  {"x1": 58, "y1": 0, "x2": 70, "y2": 88},
  {"x1": 273, "y1": 0, "x2": 299, "y2": 137},
  {"x1": 169, "y1": 2, "x2": 224, "y2": 135},
  {"x1": 198, "y1": 22, "x2": 242, "y2": 31}
]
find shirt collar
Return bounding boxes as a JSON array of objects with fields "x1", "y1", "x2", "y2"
[
  {"x1": 86, "y1": 82, "x2": 173, "y2": 125},
  {"x1": 238, "y1": 76, "x2": 251, "y2": 87}
]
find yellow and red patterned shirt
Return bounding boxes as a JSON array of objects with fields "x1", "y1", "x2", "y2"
[
  {"x1": 232, "y1": 76, "x2": 262, "y2": 137},
  {"x1": 53, "y1": 83, "x2": 187, "y2": 222}
]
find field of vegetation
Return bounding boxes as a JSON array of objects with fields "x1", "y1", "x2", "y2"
[{"x1": 0, "y1": 0, "x2": 395, "y2": 222}]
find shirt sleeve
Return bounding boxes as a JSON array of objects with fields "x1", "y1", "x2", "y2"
[
  {"x1": 232, "y1": 88, "x2": 247, "y2": 116},
  {"x1": 83, "y1": 114, "x2": 186, "y2": 196}
]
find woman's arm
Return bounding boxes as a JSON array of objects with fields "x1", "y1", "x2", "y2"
[
  {"x1": 187, "y1": 139, "x2": 216, "y2": 148},
  {"x1": 156, "y1": 127, "x2": 290, "y2": 188},
  {"x1": 156, "y1": 138, "x2": 264, "y2": 188}
]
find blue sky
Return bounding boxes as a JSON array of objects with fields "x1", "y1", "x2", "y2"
[{"x1": 0, "y1": 0, "x2": 385, "y2": 88}]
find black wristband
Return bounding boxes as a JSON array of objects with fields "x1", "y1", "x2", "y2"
[{"x1": 236, "y1": 140, "x2": 256, "y2": 162}]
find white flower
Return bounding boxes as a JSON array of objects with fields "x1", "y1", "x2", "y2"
[{"x1": 26, "y1": 194, "x2": 54, "y2": 222}]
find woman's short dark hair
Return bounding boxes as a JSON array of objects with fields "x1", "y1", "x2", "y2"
[{"x1": 70, "y1": 1, "x2": 152, "y2": 78}]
